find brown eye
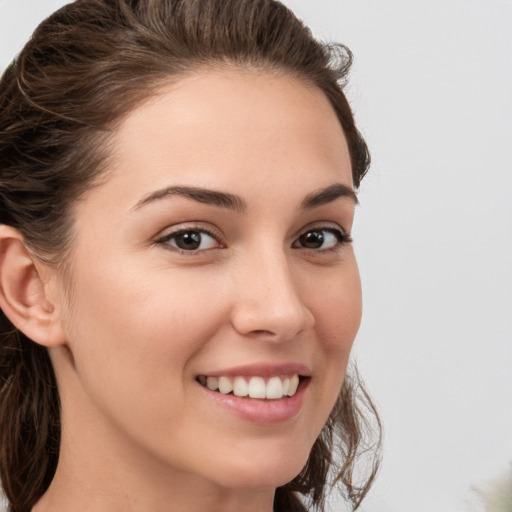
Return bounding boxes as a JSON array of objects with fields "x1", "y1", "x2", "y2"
[
  {"x1": 174, "y1": 231, "x2": 202, "y2": 250},
  {"x1": 294, "y1": 228, "x2": 348, "y2": 250},
  {"x1": 160, "y1": 229, "x2": 220, "y2": 252},
  {"x1": 298, "y1": 230, "x2": 325, "y2": 249}
]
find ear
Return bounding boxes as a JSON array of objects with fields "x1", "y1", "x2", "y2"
[{"x1": 0, "y1": 225, "x2": 67, "y2": 347}]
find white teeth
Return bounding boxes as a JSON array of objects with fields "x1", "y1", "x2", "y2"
[
  {"x1": 266, "y1": 377, "x2": 284, "y2": 399},
  {"x1": 287, "y1": 374, "x2": 299, "y2": 396},
  {"x1": 218, "y1": 376, "x2": 233, "y2": 395},
  {"x1": 206, "y1": 376, "x2": 218, "y2": 391},
  {"x1": 248, "y1": 377, "x2": 266, "y2": 399},
  {"x1": 199, "y1": 374, "x2": 302, "y2": 399},
  {"x1": 233, "y1": 377, "x2": 249, "y2": 397},
  {"x1": 282, "y1": 378, "x2": 290, "y2": 396}
]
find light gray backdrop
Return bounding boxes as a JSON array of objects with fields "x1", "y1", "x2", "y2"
[{"x1": 1, "y1": 1, "x2": 511, "y2": 511}]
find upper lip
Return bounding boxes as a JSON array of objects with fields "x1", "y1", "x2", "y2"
[{"x1": 197, "y1": 363, "x2": 311, "y2": 378}]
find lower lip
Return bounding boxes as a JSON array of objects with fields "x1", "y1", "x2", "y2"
[{"x1": 198, "y1": 379, "x2": 310, "y2": 425}]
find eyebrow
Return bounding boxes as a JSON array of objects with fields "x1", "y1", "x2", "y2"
[
  {"x1": 132, "y1": 185, "x2": 247, "y2": 213},
  {"x1": 300, "y1": 183, "x2": 359, "y2": 209},
  {"x1": 132, "y1": 182, "x2": 357, "y2": 213}
]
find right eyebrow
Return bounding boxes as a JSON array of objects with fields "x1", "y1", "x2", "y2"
[
  {"x1": 300, "y1": 183, "x2": 359, "y2": 209},
  {"x1": 131, "y1": 185, "x2": 247, "y2": 214}
]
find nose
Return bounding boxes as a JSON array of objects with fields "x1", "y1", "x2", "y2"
[{"x1": 229, "y1": 248, "x2": 315, "y2": 342}]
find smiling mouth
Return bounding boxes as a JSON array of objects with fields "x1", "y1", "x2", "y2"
[{"x1": 196, "y1": 374, "x2": 307, "y2": 400}]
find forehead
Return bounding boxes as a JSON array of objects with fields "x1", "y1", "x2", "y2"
[{"x1": 87, "y1": 69, "x2": 352, "y2": 214}]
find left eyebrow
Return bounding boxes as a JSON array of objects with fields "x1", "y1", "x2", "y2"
[{"x1": 300, "y1": 183, "x2": 358, "y2": 209}]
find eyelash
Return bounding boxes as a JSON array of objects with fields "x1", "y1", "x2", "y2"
[
  {"x1": 155, "y1": 224, "x2": 352, "y2": 255},
  {"x1": 155, "y1": 226, "x2": 223, "y2": 255},
  {"x1": 293, "y1": 226, "x2": 353, "y2": 252}
]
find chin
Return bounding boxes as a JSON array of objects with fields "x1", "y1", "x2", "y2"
[
  {"x1": 214, "y1": 467, "x2": 304, "y2": 491},
  {"x1": 207, "y1": 447, "x2": 310, "y2": 490}
]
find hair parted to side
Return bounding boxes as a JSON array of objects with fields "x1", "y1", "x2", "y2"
[{"x1": 0, "y1": 1, "x2": 380, "y2": 511}]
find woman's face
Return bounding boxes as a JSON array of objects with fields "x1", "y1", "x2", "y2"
[{"x1": 53, "y1": 69, "x2": 362, "y2": 491}]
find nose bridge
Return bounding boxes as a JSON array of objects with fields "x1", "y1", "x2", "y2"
[{"x1": 231, "y1": 243, "x2": 314, "y2": 340}]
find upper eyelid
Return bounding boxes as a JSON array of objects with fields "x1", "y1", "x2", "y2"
[
  {"x1": 155, "y1": 223, "x2": 223, "y2": 241},
  {"x1": 296, "y1": 222, "x2": 349, "y2": 237}
]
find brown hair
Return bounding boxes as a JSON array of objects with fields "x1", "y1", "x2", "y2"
[{"x1": 0, "y1": 1, "x2": 380, "y2": 511}]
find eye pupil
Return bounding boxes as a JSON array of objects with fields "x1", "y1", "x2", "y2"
[
  {"x1": 299, "y1": 230, "x2": 324, "y2": 249},
  {"x1": 176, "y1": 231, "x2": 201, "y2": 250}
]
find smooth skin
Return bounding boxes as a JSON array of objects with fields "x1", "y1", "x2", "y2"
[{"x1": 0, "y1": 68, "x2": 362, "y2": 512}]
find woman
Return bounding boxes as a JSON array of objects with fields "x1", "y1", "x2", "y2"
[{"x1": 0, "y1": 1, "x2": 380, "y2": 511}]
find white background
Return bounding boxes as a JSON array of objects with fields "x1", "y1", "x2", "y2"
[{"x1": 1, "y1": 1, "x2": 511, "y2": 511}]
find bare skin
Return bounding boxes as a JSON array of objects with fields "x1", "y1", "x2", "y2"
[{"x1": 0, "y1": 69, "x2": 361, "y2": 512}]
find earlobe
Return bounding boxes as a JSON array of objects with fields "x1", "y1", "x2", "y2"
[{"x1": 0, "y1": 225, "x2": 66, "y2": 347}]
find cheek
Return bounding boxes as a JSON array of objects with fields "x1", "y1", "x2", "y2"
[
  {"x1": 308, "y1": 259, "x2": 362, "y2": 354},
  {"x1": 61, "y1": 255, "x2": 228, "y2": 395},
  {"x1": 58, "y1": 260, "x2": 233, "y2": 453},
  {"x1": 305, "y1": 258, "x2": 362, "y2": 424}
]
